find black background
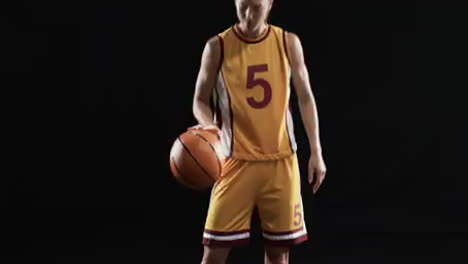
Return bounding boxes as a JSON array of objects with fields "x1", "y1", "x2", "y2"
[{"x1": 4, "y1": 1, "x2": 468, "y2": 263}]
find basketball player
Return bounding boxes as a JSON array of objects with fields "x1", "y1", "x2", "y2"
[{"x1": 191, "y1": 0, "x2": 326, "y2": 263}]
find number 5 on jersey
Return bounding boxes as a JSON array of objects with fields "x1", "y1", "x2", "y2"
[{"x1": 246, "y1": 64, "x2": 272, "y2": 109}]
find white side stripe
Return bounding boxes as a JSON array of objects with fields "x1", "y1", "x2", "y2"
[
  {"x1": 286, "y1": 106, "x2": 297, "y2": 151},
  {"x1": 203, "y1": 232, "x2": 250, "y2": 241},
  {"x1": 262, "y1": 228, "x2": 307, "y2": 241},
  {"x1": 216, "y1": 72, "x2": 233, "y2": 157},
  {"x1": 286, "y1": 67, "x2": 297, "y2": 152}
]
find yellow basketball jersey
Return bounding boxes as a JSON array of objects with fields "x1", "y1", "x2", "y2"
[{"x1": 213, "y1": 24, "x2": 297, "y2": 161}]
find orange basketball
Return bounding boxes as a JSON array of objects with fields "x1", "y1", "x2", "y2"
[{"x1": 169, "y1": 129, "x2": 225, "y2": 190}]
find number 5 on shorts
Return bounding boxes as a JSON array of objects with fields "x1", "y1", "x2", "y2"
[{"x1": 294, "y1": 203, "x2": 302, "y2": 226}]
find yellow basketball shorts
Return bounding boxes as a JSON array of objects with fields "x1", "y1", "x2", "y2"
[{"x1": 202, "y1": 153, "x2": 307, "y2": 247}]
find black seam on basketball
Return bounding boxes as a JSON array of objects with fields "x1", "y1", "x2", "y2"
[
  {"x1": 172, "y1": 157, "x2": 206, "y2": 190},
  {"x1": 171, "y1": 157, "x2": 195, "y2": 188},
  {"x1": 177, "y1": 137, "x2": 215, "y2": 182},
  {"x1": 171, "y1": 157, "x2": 183, "y2": 175},
  {"x1": 189, "y1": 131, "x2": 222, "y2": 177}
]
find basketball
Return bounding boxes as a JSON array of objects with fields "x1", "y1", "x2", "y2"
[{"x1": 169, "y1": 129, "x2": 225, "y2": 190}]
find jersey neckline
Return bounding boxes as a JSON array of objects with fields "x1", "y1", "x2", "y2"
[{"x1": 232, "y1": 23, "x2": 271, "y2": 44}]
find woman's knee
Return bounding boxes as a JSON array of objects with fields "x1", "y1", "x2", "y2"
[
  {"x1": 201, "y1": 246, "x2": 231, "y2": 264},
  {"x1": 264, "y1": 246, "x2": 289, "y2": 264}
]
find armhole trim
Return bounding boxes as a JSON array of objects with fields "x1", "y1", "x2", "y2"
[{"x1": 282, "y1": 30, "x2": 291, "y2": 66}]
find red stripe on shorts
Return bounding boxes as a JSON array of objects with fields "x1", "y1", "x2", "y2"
[
  {"x1": 262, "y1": 226, "x2": 305, "y2": 236},
  {"x1": 203, "y1": 229, "x2": 250, "y2": 235},
  {"x1": 202, "y1": 238, "x2": 250, "y2": 247},
  {"x1": 263, "y1": 234, "x2": 308, "y2": 247}
]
